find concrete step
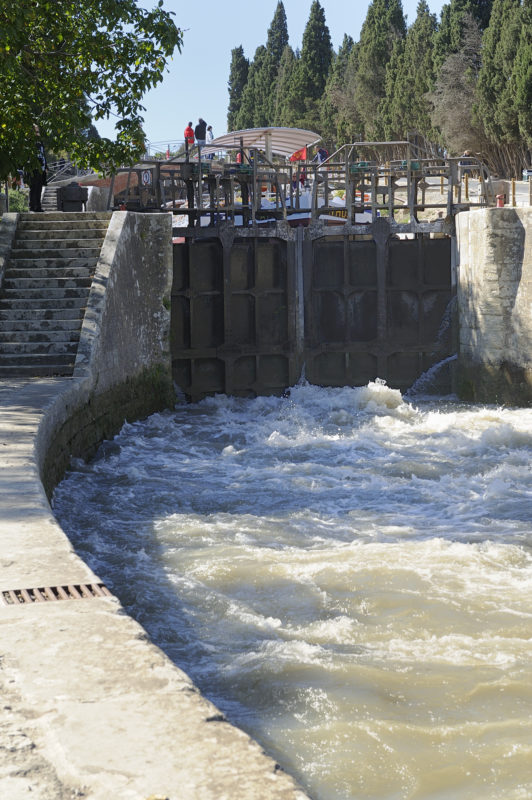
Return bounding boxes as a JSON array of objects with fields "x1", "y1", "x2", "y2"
[
  {"x1": 0, "y1": 352, "x2": 75, "y2": 366},
  {"x1": 12, "y1": 237, "x2": 105, "y2": 250},
  {"x1": 0, "y1": 330, "x2": 80, "y2": 342},
  {"x1": 3, "y1": 276, "x2": 92, "y2": 290},
  {"x1": 18, "y1": 219, "x2": 109, "y2": 231},
  {"x1": 1, "y1": 287, "x2": 89, "y2": 300},
  {"x1": 0, "y1": 307, "x2": 85, "y2": 321},
  {"x1": 0, "y1": 340, "x2": 78, "y2": 355},
  {"x1": 0, "y1": 363, "x2": 75, "y2": 377},
  {"x1": 6, "y1": 267, "x2": 93, "y2": 279},
  {"x1": 14, "y1": 227, "x2": 108, "y2": 241},
  {"x1": 19, "y1": 212, "x2": 111, "y2": 222},
  {"x1": 7, "y1": 257, "x2": 99, "y2": 270},
  {"x1": 0, "y1": 318, "x2": 82, "y2": 332},
  {"x1": 10, "y1": 247, "x2": 102, "y2": 260},
  {"x1": 0, "y1": 356, "x2": 76, "y2": 370},
  {"x1": 0, "y1": 297, "x2": 87, "y2": 310}
]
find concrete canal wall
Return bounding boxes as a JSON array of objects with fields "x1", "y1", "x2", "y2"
[{"x1": 456, "y1": 207, "x2": 532, "y2": 406}]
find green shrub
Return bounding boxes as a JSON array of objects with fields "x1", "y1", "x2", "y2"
[{"x1": 8, "y1": 188, "x2": 29, "y2": 212}]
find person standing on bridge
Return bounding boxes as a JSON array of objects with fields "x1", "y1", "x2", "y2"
[
  {"x1": 184, "y1": 121, "x2": 195, "y2": 153},
  {"x1": 205, "y1": 125, "x2": 214, "y2": 159},
  {"x1": 195, "y1": 118, "x2": 207, "y2": 150}
]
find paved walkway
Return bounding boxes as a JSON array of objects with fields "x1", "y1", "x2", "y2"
[{"x1": 0, "y1": 378, "x2": 308, "y2": 800}]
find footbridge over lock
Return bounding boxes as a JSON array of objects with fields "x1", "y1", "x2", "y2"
[{"x1": 110, "y1": 143, "x2": 498, "y2": 399}]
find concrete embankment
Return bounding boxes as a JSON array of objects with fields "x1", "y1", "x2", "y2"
[{"x1": 0, "y1": 212, "x2": 308, "y2": 799}]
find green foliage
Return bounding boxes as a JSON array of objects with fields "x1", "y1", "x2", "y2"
[
  {"x1": 475, "y1": 0, "x2": 523, "y2": 143},
  {"x1": 352, "y1": 0, "x2": 407, "y2": 140},
  {"x1": 7, "y1": 188, "x2": 28, "y2": 212},
  {"x1": 320, "y1": 34, "x2": 355, "y2": 142},
  {"x1": 272, "y1": 46, "x2": 298, "y2": 126},
  {"x1": 433, "y1": 0, "x2": 494, "y2": 71},
  {"x1": 234, "y1": 46, "x2": 267, "y2": 129},
  {"x1": 513, "y1": 1, "x2": 532, "y2": 148},
  {"x1": 254, "y1": 2, "x2": 290, "y2": 126},
  {"x1": 381, "y1": 1, "x2": 438, "y2": 141},
  {"x1": 429, "y1": 13, "x2": 486, "y2": 155},
  {"x1": 281, "y1": 0, "x2": 333, "y2": 130},
  {"x1": 227, "y1": 46, "x2": 249, "y2": 131},
  {"x1": 0, "y1": 0, "x2": 182, "y2": 180}
]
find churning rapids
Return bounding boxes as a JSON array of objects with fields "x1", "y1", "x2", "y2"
[{"x1": 52, "y1": 381, "x2": 532, "y2": 800}]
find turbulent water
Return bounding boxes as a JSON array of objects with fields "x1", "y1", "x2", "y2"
[{"x1": 52, "y1": 381, "x2": 532, "y2": 800}]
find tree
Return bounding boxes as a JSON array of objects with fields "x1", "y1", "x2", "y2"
[
  {"x1": 429, "y1": 13, "x2": 487, "y2": 157},
  {"x1": 475, "y1": 0, "x2": 529, "y2": 174},
  {"x1": 352, "y1": 0, "x2": 407, "y2": 140},
  {"x1": 433, "y1": 0, "x2": 494, "y2": 72},
  {"x1": 227, "y1": 46, "x2": 249, "y2": 131},
  {"x1": 513, "y1": 0, "x2": 532, "y2": 153},
  {"x1": 256, "y1": 1, "x2": 290, "y2": 125},
  {"x1": 234, "y1": 45, "x2": 267, "y2": 129},
  {"x1": 0, "y1": 0, "x2": 182, "y2": 179},
  {"x1": 282, "y1": 0, "x2": 333, "y2": 130},
  {"x1": 381, "y1": 1, "x2": 438, "y2": 146},
  {"x1": 320, "y1": 34, "x2": 355, "y2": 144},
  {"x1": 272, "y1": 45, "x2": 298, "y2": 126}
]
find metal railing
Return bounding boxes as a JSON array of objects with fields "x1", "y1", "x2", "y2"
[{"x1": 106, "y1": 141, "x2": 502, "y2": 231}]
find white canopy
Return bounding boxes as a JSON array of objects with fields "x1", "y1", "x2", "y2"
[{"x1": 202, "y1": 127, "x2": 321, "y2": 160}]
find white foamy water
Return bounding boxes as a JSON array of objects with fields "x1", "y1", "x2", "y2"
[{"x1": 52, "y1": 382, "x2": 532, "y2": 800}]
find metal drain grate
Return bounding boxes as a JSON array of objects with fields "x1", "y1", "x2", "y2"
[{"x1": 1, "y1": 583, "x2": 112, "y2": 606}]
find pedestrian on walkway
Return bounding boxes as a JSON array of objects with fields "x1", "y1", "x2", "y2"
[
  {"x1": 184, "y1": 121, "x2": 195, "y2": 151},
  {"x1": 195, "y1": 118, "x2": 207, "y2": 149},
  {"x1": 205, "y1": 125, "x2": 214, "y2": 159},
  {"x1": 28, "y1": 124, "x2": 47, "y2": 212}
]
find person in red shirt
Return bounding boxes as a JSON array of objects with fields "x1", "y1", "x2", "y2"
[{"x1": 184, "y1": 122, "x2": 194, "y2": 150}]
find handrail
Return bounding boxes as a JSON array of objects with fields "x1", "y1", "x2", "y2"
[{"x1": 106, "y1": 147, "x2": 495, "y2": 229}]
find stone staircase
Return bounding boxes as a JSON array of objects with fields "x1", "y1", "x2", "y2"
[
  {"x1": 0, "y1": 212, "x2": 111, "y2": 377},
  {"x1": 41, "y1": 186, "x2": 58, "y2": 212}
]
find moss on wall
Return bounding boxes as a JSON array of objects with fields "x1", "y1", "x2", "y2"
[{"x1": 41, "y1": 365, "x2": 175, "y2": 499}]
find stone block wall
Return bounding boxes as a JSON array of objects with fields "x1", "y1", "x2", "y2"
[{"x1": 456, "y1": 207, "x2": 532, "y2": 405}]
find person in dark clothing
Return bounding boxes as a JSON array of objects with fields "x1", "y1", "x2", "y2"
[
  {"x1": 29, "y1": 124, "x2": 47, "y2": 212},
  {"x1": 195, "y1": 118, "x2": 207, "y2": 148}
]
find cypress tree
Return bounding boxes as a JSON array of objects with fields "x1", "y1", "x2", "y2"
[
  {"x1": 475, "y1": 0, "x2": 527, "y2": 173},
  {"x1": 475, "y1": 0, "x2": 521, "y2": 143},
  {"x1": 381, "y1": 1, "x2": 438, "y2": 143},
  {"x1": 227, "y1": 46, "x2": 249, "y2": 131},
  {"x1": 320, "y1": 34, "x2": 355, "y2": 143},
  {"x1": 429, "y1": 13, "x2": 486, "y2": 156},
  {"x1": 334, "y1": 44, "x2": 366, "y2": 143},
  {"x1": 254, "y1": 2, "x2": 289, "y2": 125},
  {"x1": 433, "y1": 0, "x2": 494, "y2": 71},
  {"x1": 283, "y1": 0, "x2": 333, "y2": 130},
  {"x1": 273, "y1": 45, "x2": 298, "y2": 126},
  {"x1": 234, "y1": 45, "x2": 267, "y2": 130},
  {"x1": 353, "y1": 0, "x2": 407, "y2": 140},
  {"x1": 513, "y1": 0, "x2": 532, "y2": 151}
]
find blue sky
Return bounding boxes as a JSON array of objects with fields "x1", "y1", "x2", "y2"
[{"x1": 96, "y1": 0, "x2": 446, "y2": 149}]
